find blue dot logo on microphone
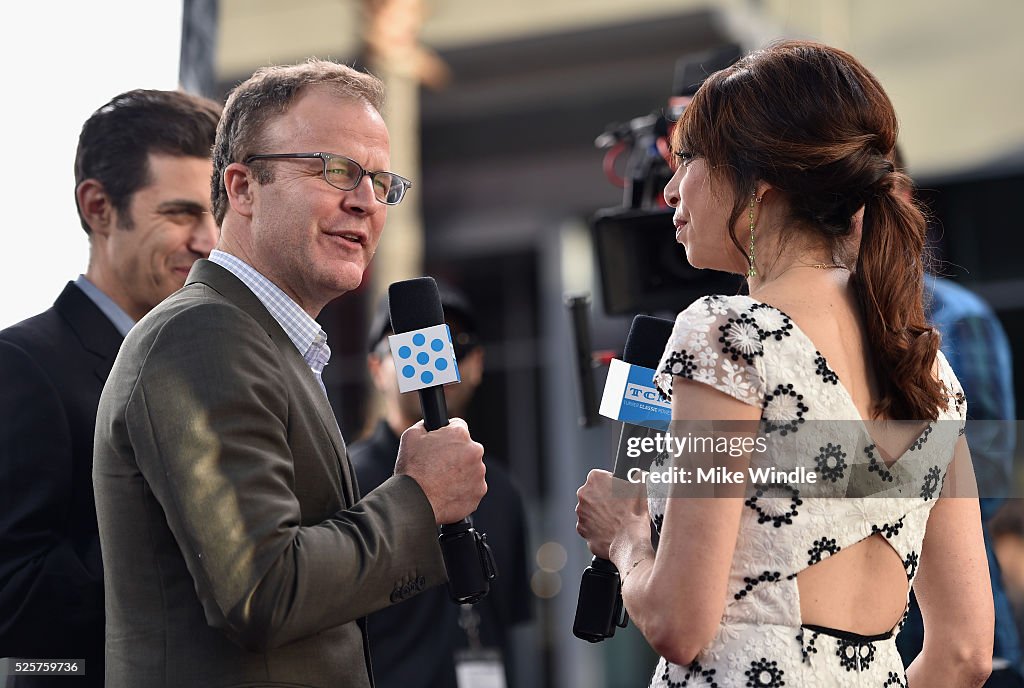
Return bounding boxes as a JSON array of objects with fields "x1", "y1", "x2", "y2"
[{"x1": 387, "y1": 323, "x2": 461, "y2": 393}]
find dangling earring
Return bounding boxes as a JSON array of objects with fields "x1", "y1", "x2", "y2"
[{"x1": 747, "y1": 192, "x2": 760, "y2": 278}]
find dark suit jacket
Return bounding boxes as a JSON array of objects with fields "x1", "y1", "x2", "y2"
[
  {"x1": 93, "y1": 260, "x2": 446, "y2": 688},
  {"x1": 0, "y1": 283, "x2": 120, "y2": 687},
  {"x1": 350, "y1": 421, "x2": 532, "y2": 688}
]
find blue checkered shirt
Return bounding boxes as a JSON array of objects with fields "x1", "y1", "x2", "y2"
[{"x1": 209, "y1": 250, "x2": 331, "y2": 396}]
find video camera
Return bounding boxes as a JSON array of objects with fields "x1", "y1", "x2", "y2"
[{"x1": 591, "y1": 43, "x2": 744, "y2": 316}]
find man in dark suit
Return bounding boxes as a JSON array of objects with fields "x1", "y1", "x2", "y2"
[
  {"x1": 93, "y1": 61, "x2": 487, "y2": 688},
  {"x1": 352, "y1": 289, "x2": 533, "y2": 688},
  {"x1": 0, "y1": 89, "x2": 221, "y2": 687}
]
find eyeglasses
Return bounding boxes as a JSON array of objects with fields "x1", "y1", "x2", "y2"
[{"x1": 243, "y1": 152, "x2": 412, "y2": 205}]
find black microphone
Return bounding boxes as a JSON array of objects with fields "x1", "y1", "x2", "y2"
[
  {"x1": 573, "y1": 314, "x2": 675, "y2": 642},
  {"x1": 566, "y1": 294, "x2": 600, "y2": 428},
  {"x1": 388, "y1": 277, "x2": 496, "y2": 605}
]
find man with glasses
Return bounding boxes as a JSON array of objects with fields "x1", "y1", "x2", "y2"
[
  {"x1": 93, "y1": 61, "x2": 487, "y2": 688},
  {"x1": 0, "y1": 89, "x2": 220, "y2": 687}
]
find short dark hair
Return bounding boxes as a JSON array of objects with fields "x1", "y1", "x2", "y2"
[
  {"x1": 211, "y1": 60, "x2": 385, "y2": 225},
  {"x1": 990, "y1": 500, "x2": 1024, "y2": 539},
  {"x1": 74, "y1": 89, "x2": 222, "y2": 233}
]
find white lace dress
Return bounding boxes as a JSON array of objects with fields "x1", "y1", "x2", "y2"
[{"x1": 647, "y1": 295, "x2": 967, "y2": 688}]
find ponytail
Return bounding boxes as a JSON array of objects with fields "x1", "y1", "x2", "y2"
[{"x1": 852, "y1": 177, "x2": 944, "y2": 420}]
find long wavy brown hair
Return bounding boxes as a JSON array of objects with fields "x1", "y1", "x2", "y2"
[{"x1": 674, "y1": 40, "x2": 943, "y2": 421}]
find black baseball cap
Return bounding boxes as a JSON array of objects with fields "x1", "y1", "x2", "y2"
[{"x1": 367, "y1": 282, "x2": 480, "y2": 359}]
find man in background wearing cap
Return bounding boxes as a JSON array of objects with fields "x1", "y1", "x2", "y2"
[{"x1": 351, "y1": 287, "x2": 532, "y2": 688}]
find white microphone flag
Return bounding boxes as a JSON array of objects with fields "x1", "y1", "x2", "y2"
[{"x1": 388, "y1": 324, "x2": 461, "y2": 393}]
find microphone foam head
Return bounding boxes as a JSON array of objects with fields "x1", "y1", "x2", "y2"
[
  {"x1": 622, "y1": 315, "x2": 675, "y2": 368},
  {"x1": 389, "y1": 277, "x2": 444, "y2": 333}
]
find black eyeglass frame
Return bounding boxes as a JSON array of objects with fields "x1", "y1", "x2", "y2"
[{"x1": 243, "y1": 152, "x2": 413, "y2": 205}]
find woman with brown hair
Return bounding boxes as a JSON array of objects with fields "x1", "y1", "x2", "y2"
[{"x1": 576, "y1": 41, "x2": 993, "y2": 687}]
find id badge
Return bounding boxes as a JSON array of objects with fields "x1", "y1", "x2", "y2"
[{"x1": 454, "y1": 648, "x2": 506, "y2": 688}]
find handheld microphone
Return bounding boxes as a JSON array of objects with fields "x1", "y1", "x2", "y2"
[
  {"x1": 388, "y1": 277, "x2": 496, "y2": 605},
  {"x1": 573, "y1": 314, "x2": 675, "y2": 642}
]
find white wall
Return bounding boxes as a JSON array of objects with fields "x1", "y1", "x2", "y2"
[{"x1": 0, "y1": 0, "x2": 183, "y2": 329}]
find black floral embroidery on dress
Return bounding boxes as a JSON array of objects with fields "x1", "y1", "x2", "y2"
[
  {"x1": 836, "y1": 638, "x2": 876, "y2": 672},
  {"x1": 920, "y1": 466, "x2": 942, "y2": 500},
  {"x1": 798, "y1": 627, "x2": 820, "y2": 665},
  {"x1": 953, "y1": 390, "x2": 966, "y2": 415},
  {"x1": 734, "y1": 571, "x2": 782, "y2": 601},
  {"x1": 762, "y1": 384, "x2": 809, "y2": 436},
  {"x1": 814, "y1": 443, "x2": 847, "y2": 483},
  {"x1": 897, "y1": 606, "x2": 910, "y2": 633},
  {"x1": 718, "y1": 313, "x2": 765, "y2": 365},
  {"x1": 663, "y1": 350, "x2": 698, "y2": 379},
  {"x1": 748, "y1": 302, "x2": 794, "y2": 341},
  {"x1": 813, "y1": 353, "x2": 839, "y2": 385},
  {"x1": 807, "y1": 537, "x2": 841, "y2": 565},
  {"x1": 745, "y1": 484, "x2": 802, "y2": 528},
  {"x1": 744, "y1": 658, "x2": 785, "y2": 687},
  {"x1": 864, "y1": 445, "x2": 894, "y2": 482},
  {"x1": 662, "y1": 659, "x2": 718, "y2": 688},
  {"x1": 908, "y1": 425, "x2": 933, "y2": 451},
  {"x1": 883, "y1": 670, "x2": 908, "y2": 687},
  {"x1": 871, "y1": 516, "x2": 905, "y2": 539},
  {"x1": 904, "y1": 551, "x2": 919, "y2": 580},
  {"x1": 652, "y1": 445, "x2": 670, "y2": 468}
]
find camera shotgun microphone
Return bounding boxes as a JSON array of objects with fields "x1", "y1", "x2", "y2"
[
  {"x1": 388, "y1": 277, "x2": 496, "y2": 605},
  {"x1": 573, "y1": 314, "x2": 675, "y2": 642}
]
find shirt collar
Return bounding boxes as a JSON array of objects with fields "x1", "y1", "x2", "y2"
[
  {"x1": 74, "y1": 275, "x2": 135, "y2": 338},
  {"x1": 208, "y1": 249, "x2": 331, "y2": 373}
]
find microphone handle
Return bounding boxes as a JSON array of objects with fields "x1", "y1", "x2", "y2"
[
  {"x1": 419, "y1": 387, "x2": 449, "y2": 431},
  {"x1": 573, "y1": 423, "x2": 653, "y2": 641},
  {"x1": 417, "y1": 386, "x2": 493, "y2": 604},
  {"x1": 592, "y1": 422, "x2": 649, "y2": 566}
]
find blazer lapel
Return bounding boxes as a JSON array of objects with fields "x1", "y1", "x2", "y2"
[
  {"x1": 186, "y1": 260, "x2": 357, "y2": 505},
  {"x1": 290, "y1": 357, "x2": 358, "y2": 506},
  {"x1": 54, "y1": 282, "x2": 124, "y2": 383}
]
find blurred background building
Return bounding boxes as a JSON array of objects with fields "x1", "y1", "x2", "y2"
[{"x1": 3, "y1": 1, "x2": 1022, "y2": 685}]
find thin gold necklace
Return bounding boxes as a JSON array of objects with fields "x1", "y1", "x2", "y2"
[
  {"x1": 805, "y1": 263, "x2": 849, "y2": 270},
  {"x1": 767, "y1": 262, "x2": 850, "y2": 281}
]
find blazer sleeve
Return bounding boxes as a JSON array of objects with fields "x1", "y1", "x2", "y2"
[
  {"x1": 0, "y1": 339, "x2": 103, "y2": 656},
  {"x1": 120, "y1": 303, "x2": 445, "y2": 652}
]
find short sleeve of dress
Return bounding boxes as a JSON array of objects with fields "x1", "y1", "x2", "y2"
[
  {"x1": 935, "y1": 349, "x2": 968, "y2": 426},
  {"x1": 653, "y1": 295, "x2": 767, "y2": 408}
]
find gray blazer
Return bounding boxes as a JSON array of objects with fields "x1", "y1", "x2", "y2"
[{"x1": 93, "y1": 260, "x2": 445, "y2": 688}]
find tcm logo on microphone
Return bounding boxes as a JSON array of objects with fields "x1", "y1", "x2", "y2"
[
  {"x1": 599, "y1": 359, "x2": 670, "y2": 429},
  {"x1": 624, "y1": 383, "x2": 667, "y2": 405},
  {"x1": 388, "y1": 324, "x2": 461, "y2": 393}
]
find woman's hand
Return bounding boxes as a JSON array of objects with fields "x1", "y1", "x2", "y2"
[{"x1": 575, "y1": 469, "x2": 650, "y2": 559}]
